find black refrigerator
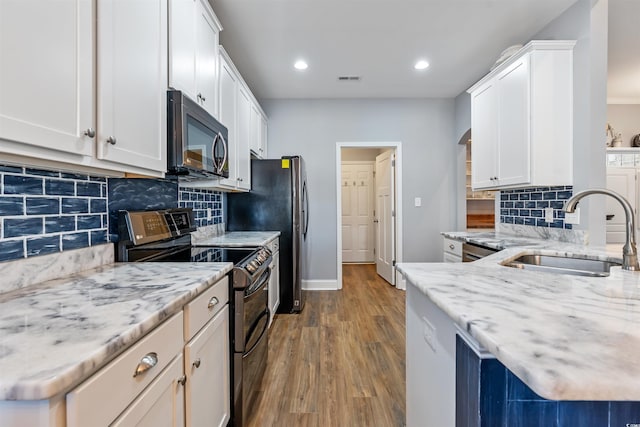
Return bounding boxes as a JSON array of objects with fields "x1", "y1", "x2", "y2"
[{"x1": 226, "y1": 156, "x2": 309, "y2": 313}]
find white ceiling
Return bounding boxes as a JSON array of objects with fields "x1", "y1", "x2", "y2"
[{"x1": 211, "y1": 0, "x2": 638, "y2": 102}]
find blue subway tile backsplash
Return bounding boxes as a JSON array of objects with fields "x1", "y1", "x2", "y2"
[
  {"x1": 500, "y1": 186, "x2": 573, "y2": 230},
  {"x1": 0, "y1": 164, "x2": 109, "y2": 262},
  {"x1": 1, "y1": 167, "x2": 227, "y2": 262}
]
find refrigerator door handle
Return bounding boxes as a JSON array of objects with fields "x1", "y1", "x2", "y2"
[{"x1": 302, "y1": 180, "x2": 309, "y2": 239}]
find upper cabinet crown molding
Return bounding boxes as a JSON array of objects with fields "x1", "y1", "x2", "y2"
[
  {"x1": 467, "y1": 40, "x2": 577, "y2": 94},
  {"x1": 468, "y1": 39, "x2": 575, "y2": 191}
]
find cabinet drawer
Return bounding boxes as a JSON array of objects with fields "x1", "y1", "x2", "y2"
[
  {"x1": 67, "y1": 312, "x2": 183, "y2": 427},
  {"x1": 443, "y1": 238, "x2": 463, "y2": 257},
  {"x1": 184, "y1": 276, "x2": 229, "y2": 341}
]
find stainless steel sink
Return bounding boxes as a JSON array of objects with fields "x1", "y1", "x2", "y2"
[{"x1": 502, "y1": 254, "x2": 621, "y2": 277}]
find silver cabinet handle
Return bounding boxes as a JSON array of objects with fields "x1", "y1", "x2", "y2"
[
  {"x1": 177, "y1": 375, "x2": 186, "y2": 386},
  {"x1": 193, "y1": 358, "x2": 201, "y2": 368},
  {"x1": 133, "y1": 352, "x2": 158, "y2": 377},
  {"x1": 207, "y1": 296, "x2": 219, "y2": 309},
  {"x1": 84, "y1": 128, "x2": 95, "y2": 138},
  {"x1": 197, "y1": 93, "x2": 206, "y2": 102},
  {"x1": 106, "y1": 137, "x2": 117, "y2": 145},
  {"x1": 449, "y1": 244, "x2": 455, "y2": 250}
]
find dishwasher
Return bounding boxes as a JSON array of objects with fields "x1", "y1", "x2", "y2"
[{"x1": 461, "y1": 242, "x2": 499, "y2": 262}]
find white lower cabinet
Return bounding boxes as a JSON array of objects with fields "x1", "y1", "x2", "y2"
[
  {"x1": 442, "y1": 237, "x2": 463, "y2": 262},
  {"x1": 268, "y1": 238, "x2": 280, "y2": 327},
  {"x1": 66, "y1": 312, "x2": 184, "y2": 427},
  {"x1": 63, "y1": 276, "x2": 230, "y2": 427},
  {"x1": 184, "y1": 306, "x2": 230, "y2": 427},
  {"x1": 111, "y1": 354, "x2": 185, "y2": 427}
]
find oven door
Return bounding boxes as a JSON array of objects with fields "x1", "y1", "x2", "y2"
[{"x1": 234, "y1": 268, "x2": 270, "y2": 426}]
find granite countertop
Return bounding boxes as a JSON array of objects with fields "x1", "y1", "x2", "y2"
[
  {"x1": 442, "y1": 230, "x2": 561, "y2": 250},
  {"x1": 194, "y1": 231, "x2": 281, "y2": 247},
  {"x1": 0, "y1": 262, "x2": 233, "y2": 401},
  {"x1": 398, "y1": 240, "x2": 640, "y2": 401}
]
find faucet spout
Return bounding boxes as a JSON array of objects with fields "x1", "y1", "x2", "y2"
[{"x1": 563, "y1": 188, "x2": 639, "y2": 271}]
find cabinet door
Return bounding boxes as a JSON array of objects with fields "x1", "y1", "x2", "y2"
[
  {"x1": 606, "y1": 168, "x2": 637, "y2": 244},
  {"x1": 268, "y1": 251, "x2": 280, "y2": 326},
  {"x1": 496, "y1": 57, "x2": 530, "y2": 187},
  {"x1": 195, "y1": 0, "x2": 219, "y2": 118},
  {"x1": 184, "y1": 305, "x2": 230, "y2": 427},
  {"x1": 96, "y1": 0, "x2": 167, "y2": 173},
  {"x1": 112, "y1": 354, "x2": 185, "y2": 427},
  {"x1": 470, "y1": 82, "x2": 498, "y2": 189},
  {"x1": 218, "y1": 55, "x2": 239, "y2": 188},
  {"x1": 249, "y1": 103, "x2": 261, "y2": 156},
  {"x1": 169, "y1": 0, "x2": 197, "y2": 98},
  {"x1": 237, "y1": 85, "x2": 252, "y2": 164},
  {"x1": 260, "y1": 113, "x2": 268, "y2": 158},
  {"x1": 0, "y1": 0, "x2": 93, "y2": 157}
]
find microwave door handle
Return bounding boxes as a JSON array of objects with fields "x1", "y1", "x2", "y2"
[{"x1": 212, "y1": 132, "x2": 228, "y2": 174}]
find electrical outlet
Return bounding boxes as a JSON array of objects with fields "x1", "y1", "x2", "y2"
[
  {"x1": 565, "y1": 207, "x2": 580, "y2": 225},
  {"x1": 544, "y1": 207, "x2": 554, "y2": 222},
  {"x1": 422, "y1": 316, "x2": 436, "y2": 352},
  {"x1": 414, "y1": 197, "x2": 422, "y2": 207}
]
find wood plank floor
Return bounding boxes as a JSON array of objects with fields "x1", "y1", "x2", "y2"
[{"x1": 247, "y1": 264, "x2": 406, "y2": 427}]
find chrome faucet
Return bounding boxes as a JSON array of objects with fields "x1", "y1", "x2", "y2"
[{"x1": 563, "y1": 189, "x2": 639, "y2": 271}]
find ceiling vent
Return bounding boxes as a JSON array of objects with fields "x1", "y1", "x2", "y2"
[{"x1": 337, "y1": 76, "x2": 361, "y2": 82}]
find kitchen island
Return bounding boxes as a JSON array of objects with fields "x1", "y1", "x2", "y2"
[
  {"x1": 399, "y1": 237, "x2": 640, "y2": 426},
  {"x1": 0, "y1": 245, "x2": 233, "y2": 426}
]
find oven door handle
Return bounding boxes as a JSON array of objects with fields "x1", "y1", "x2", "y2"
[
  {"x1": 245, "y1": 267, "x2": 271, "y2": 298},
  {"x1": 244, "y1": 308, "x2": 270, "y2": 358}
]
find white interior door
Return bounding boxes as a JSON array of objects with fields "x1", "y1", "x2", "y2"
[
  {"x1": 341, "y1": 163, "x2": 375, "y2": 263},
  {"x1": 375, "y1": 150, "x2": 395, "y2": 284},
  {"x1": 606, "y1": 167, "x2": 636, "y2": 243}
]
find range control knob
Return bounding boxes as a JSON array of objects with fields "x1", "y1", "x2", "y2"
[
  {"x1": 249, "y1": 260, "x2": 261, "y2": 270},
  {"x1": 245, "y1": 263, "x2": 256, "y2": 273}
]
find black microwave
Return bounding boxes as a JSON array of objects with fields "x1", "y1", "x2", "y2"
[{"x1": 167, "y1": 90, "x2": 229, "y2": 178}]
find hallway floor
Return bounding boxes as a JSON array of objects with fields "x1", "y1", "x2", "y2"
[{"x1": 246, "y1": 264, "x2": 406, "y2": 427}]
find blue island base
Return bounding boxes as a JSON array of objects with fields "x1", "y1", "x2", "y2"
[{"x1": 456, "y1": 335, "x2": 640, "y2": 427}]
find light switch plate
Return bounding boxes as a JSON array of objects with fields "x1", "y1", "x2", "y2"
[
  {"x1": 414, "y1": 197, "x2": 422, "y2": 207},
  {"x1": 565, "y1": 207, "x2": 580, "y2": 224},
  {"x1": 544, "y1": 207, "x2": 554, "y2": 222},
  {"x1": 422, "y1": 316, "x2": 436, "y2": 352}
]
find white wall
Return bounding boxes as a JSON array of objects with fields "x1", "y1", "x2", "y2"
[
  {"x1": 607, "y1": 104, "x2": 640, "y2": 147},
  {"x1": 533, "y1": 0, "x2": 609, "y2": 246},
  {"x1": 261, "y1": 98, "x2": 457, "y2": 281}
]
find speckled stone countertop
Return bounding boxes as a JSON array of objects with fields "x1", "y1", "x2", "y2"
[
  {"x1": 194, "y1": 231, "x2": 280, "y2": 247},
  {"x1": 397, "y1": 240, "x2": 640, "y2": 401},
  {"x1": 0, "y1": 261, "x2": 232, "y2": 401}
]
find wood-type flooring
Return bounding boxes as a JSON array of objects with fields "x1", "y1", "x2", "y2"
[{"x1": 246, "y1": 264, "x2": 406, "y2": 427}]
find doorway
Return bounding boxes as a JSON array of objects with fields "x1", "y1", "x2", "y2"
[{"x1": 336, "y1": 142, "x2": 404, "y2": 290}]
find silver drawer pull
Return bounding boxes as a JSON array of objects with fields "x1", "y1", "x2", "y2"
[
  {"x1": 449, "y1": 244, "x2": 455, "y2": 250},
  {"x1": 133, "y1": 352, "x2": 158, "y2": 378},
  {"x1": 177, "y1": 375, "x2": 186, "y2": 386},
  {"x1": 193, "y1": 358, "x2": 201, "y2": 368},
  {"x1": 207, "y1": 296, "x2": 219, "y2": 309}
]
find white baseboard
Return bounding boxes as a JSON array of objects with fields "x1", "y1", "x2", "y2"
[{"x1": 302, "y1": 279, "x2": 339, "y2": 290}]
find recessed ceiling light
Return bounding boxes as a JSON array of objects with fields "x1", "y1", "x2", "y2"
[
  {"x1": 414, "y1": 60, "x2": 430, "y2": 70},
  {"x1": 294, "y1": 60, "x2": 308, "y2": 70}
]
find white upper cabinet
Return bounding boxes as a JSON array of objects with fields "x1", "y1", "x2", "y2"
[
  {"x1": 96, "y1": 0, "x2": 168, "y2": 174},
  {"x1": 218, "y1": 49, "x2": 250, "y2": 190},
  {"x1": 468, "y1": 40, "x2": 575, "y2": 190},
  {"x1": 249, "y1": 103, "x2": 267, "y2": 158},
  {"x1": 0, "y1": 0, "x2": 94, "y2": 157},
  {"x1": 169, "y1": 0, "x2": 222, "y2": 118},
  {"x1": 0, "y1": 0, "x2": 168, "y2": 177}
]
